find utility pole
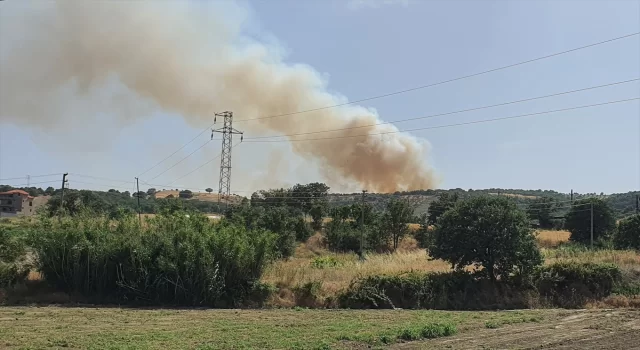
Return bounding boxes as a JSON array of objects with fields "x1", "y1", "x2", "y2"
[
  {"x1": 212, "y1": 111, "x2": 243, "y2": 211},
  {"x1": 59, "y1": 173, "x2": 68, "y2": 217},
  {"x1": 590, "y1": 202, "x2": 594, "y2": 249},
  {"x1": 360, "y1": 190, "x2": 367, "y2": 261},
  {"x1": 570, "y1": 189, "x2": 573, "y2": 203},
  {"x1": 135, "y1": 177, "x2": 141, "y2": 225}
]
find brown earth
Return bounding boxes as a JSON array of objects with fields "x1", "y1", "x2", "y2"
[{"x1": 396, "y1": 309, "x2": 640, "y2": 350}]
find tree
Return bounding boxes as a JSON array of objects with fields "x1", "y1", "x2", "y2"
[
  {"x1": 147, "y1": 188, "x2": 157, "y2": 196},
  {"x1": 429, "y1": 196, "x2": 542, "y2": 282},
  {"x1": 44, "y1": 186, "x2": 55, "y2": 196},
  {"x1": 122, "y1": 191, "x2": 130, "y2": 198},
  {"x1": 382, "y1": 199, "x2": 414, "y2": 250},
  {"x1": 427, "y1": 192, "x2": 459, "y2": 226},
  {"x1": 134, "y1": 191, "x2": 147, "y2": 199},
  {"x1": 613, "y1": 215, "x2": 640, "y2": 250},
  {"x1": 526, "y1": 197, "x2": 556, "y2": 229},
  {"x1": 565, "y1": 198, "x2": 615, "y2": 245},
  {"x1": 179, "y1": 190, "x2": 193, "y2": 199},
  {"x1": 206, "y1": 188, "x2": 213, "y2": 193}
]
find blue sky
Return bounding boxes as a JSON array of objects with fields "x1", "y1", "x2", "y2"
[{"x1": 0, "y1": 0, "x2": 639, "y2": 194}]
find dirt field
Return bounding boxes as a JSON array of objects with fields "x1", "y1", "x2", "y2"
[
  {"x1": 0, "y1": 307, "x2": 637, "y2": 349},
  {"x1": 405, "y1": 309, "x2": 640, "y2": 350}
]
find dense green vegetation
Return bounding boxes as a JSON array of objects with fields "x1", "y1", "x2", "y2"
[
  {"x1": 0, "y1": 181, "x2": 638, "y2": 311},
  {"x1": 2, "y1": 184, "x2": 636, "y2": 218},
  {"x1": 27, "y1": 211, "x2": 277, "y2": 306},
  {"x1": 428, "y1": 196, "x2": 542, "y2": 282}
]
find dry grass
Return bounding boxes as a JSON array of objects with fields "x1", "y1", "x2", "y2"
[
  {"x1": 153, "y1": 190, "x2": 243, "y2": 204},
  {"x1": 262, "y1": 230, "x2": 640, "y2": 307},
  {"x1": 262, "y1": 235, "x2": 453, "y2": 305},
  {"x1": 536, "y1": 230, "x2": 571, "y2": 248}
]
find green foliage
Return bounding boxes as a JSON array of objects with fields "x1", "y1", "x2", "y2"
[
  {"x1": 311, "y1": 256, "x2": 342, "y2": 269},
  {"x1": 325, "y1": 220, "x2": 362, "y2": 253},
  {"x1": 427, "y1": 192, "x2": 459, "y2": 226},
  {"x1": 429, "y1": 196, "x2": 542, "y2": 281},
  {"x1": 413, "y1": 213, "x2": 433, "y2": 249},
  {"x1": 338, "y1": 271, "x2": 536, "y2": 310},
  {"x1": 535, "y1": 262, "x2": 621, "y2": 307},
  {"x1": 26, "y1": 212, "x2": 278, "y2": 306},
  {"x1": 205, "y1": 188, "x2": 213, "y2": 193},
  {"x1": 526, "y1": 197, "x2": 556, "y2": 229},
  {"x1": 614, "y1": 214, "x2": 640, "y2": 250},
  {"x1": 178, "y1": 189, "x2": 193, "y2": 199},
  {"x1": 0, "y1": 227, "x2": 29, "y2": 287},
  {"x1": 382, "y1": 198, "x2": 414, "y2": 250},
  {"x1": 224, "y1": 204, "x2": 311, "y2": 258},
  {"x1": 566, "y1": 198, "x2": 616, "y2": 245}
]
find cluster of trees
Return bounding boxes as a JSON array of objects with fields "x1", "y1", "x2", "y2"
[
  {"x1": 250, "y1": 183, "x2": 330, "y2": 230},
  {"x1": 325, "y1": 198, "x2": 416, "y2": 254}
]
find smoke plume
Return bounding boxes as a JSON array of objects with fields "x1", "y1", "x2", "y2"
[{"x1": 0, "y1": 1, "x2": 438, "y2": 192}]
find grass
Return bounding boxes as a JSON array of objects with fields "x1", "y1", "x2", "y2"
[
  {"x1": 536, "y1": 230, "x2": 571, "y2": 248},
  {"x1": 262, "y1": 231, "x2": 640, "y2": 307},
  {"x1": 0, "y1": 307, "x2": 550, "y2": 349}
]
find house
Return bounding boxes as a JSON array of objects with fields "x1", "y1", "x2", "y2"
[{"x1": 0, "y1": 189, "x2": 37, "y2": 217}]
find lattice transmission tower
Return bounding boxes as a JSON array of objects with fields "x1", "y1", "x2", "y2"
[{"x1": 211, "y1": 111, "x2": 243, "y2": 206}]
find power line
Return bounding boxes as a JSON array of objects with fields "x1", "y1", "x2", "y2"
[
  {"x1": 0, "y1": 173, "x2": 62, "y2": 182},
  {"x1": 146, "y1": 141, "x2": 241, "y2": 187},
  {"x1": 69, "y1": 180, "x2": 133, "y2": 191},
  {"x1": 241, "y1": 97, "x2": 639, "y2": 143},
  {"x1": 136, "y1": 123, "x2": 215, "y2": 177},
  {"x1": 147, "y1": 139, "x2": 213, "y2": 182},
  {"x1": 2, "y1": 180, "x2": 60, "y2": 187},
  {"x1": 233, "y1": 32, "x2": 639, "y2": 123},
  {"x1": 134, "y1": 32, "x2": 638, "y2": 175},
  {"x1": 69, "y1": 173, "x2": 132, "y2": 184},
  {"x1": 245, "y1": 79, "x2": 639, "y2": 140}
]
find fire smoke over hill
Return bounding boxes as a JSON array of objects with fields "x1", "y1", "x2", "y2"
[{"x1": 0, "y1": 1, "x2": 438, "y2": 192}]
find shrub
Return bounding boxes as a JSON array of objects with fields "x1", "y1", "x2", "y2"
[
  {"x1": 325, "y1": 221, "x2": 362, "y2": 253},
  {"x1": 535, "y1": 262, "x2": 621, "y2": 307},
  {"x1": 566, "y1": 198, "x2": 615, "y2": 245},
  {"x1": 0, "y1": 227, "x2": 29, "y2": 287},
  {"x1": 27, "y1": 212, "x2": 278, "y2": 306},
  {"x1": 310, "y1": 256, "x2": 341, "y2": 269},
  {"x1": 614, "y1": 215, "x2": 640, "y2": 250},
  {"x1": 429, "y1": 196, "x2": 542, "y2": 281},
  {"x1": 338, "y1": 271, "x2": 535, "y2": 310}
]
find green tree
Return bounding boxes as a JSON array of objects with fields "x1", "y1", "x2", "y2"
[
  {"x1": 526, "y1": 197, "x2": 556, "y2": 229},
  {"x1": 44, "y1": 186, "x2": 55, "y2": 195},
  {"x1": 146, "y1": 188, "x2": 156, "y2": 197},
  {"x1": 382, "y1": 199, "x2": 414, "y2": 250},
  {"x1": 206, "y1": 188, "x2": 213, "y2": 193},
  {"x1": 565, "y1": 198, "x2": 615, "y2": 245},
  {"x1": 179, "y1": 190, "x2": 193, "y2": 199},
  {"x1": 427, "y1": 192, "x2": 459, "y2": 226},
  {"x1": 429, "y1": 196, "x2": 542, "y2": 282},
  {"x1": 613, "y1": 214, "x2": 640, "y2": 250}
]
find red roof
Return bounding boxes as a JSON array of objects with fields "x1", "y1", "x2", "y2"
[{"x1": 0, "y1": 189, "x2": 30, "y2": 196}]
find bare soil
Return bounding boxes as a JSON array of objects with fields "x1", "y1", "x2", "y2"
[{"x1": 397, "y1": 309, "x2": 640, "y2": 350}]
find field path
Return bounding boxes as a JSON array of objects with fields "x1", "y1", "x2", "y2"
[{"x1": 397, "y1": 309, "x2": 640, "y2": 350}]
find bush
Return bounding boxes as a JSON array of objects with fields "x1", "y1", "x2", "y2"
[
  {"x1": 429, "y1": 196, "x2": 542, "y2": 281},
  {"x1": 338, "y1": 271, "x2": 535, "y2": 310},
  {"x1": 0, "y1": 227, "x2": 29, "y2": 287},
  {"x1": 27, "y1": 212, "x2": 278, "y2": 306},
  {"x1": 566, "y1": 198, "x2": 616, "y2": 245},
  {"x1": 535, "y1": 262, "x2": 622, "y2": 307},
  {"x1": 311, "y1": 255, "x2": 342, "y2": 269},
  {"x1": 614, "y1": 215, "x2": 640, "y2": 250},
  {"x1": 325, "y1": 221, "x2": 362, "y2": 253}
]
